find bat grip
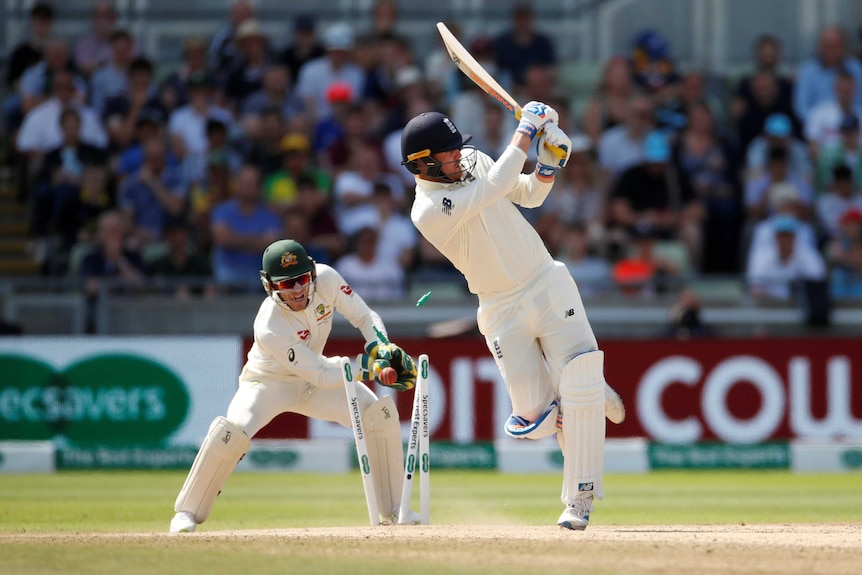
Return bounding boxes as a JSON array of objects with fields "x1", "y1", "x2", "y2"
[{"x1": 537, "y1": 129, "x2": 568, "y2": 160}]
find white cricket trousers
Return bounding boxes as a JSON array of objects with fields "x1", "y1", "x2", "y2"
[
  {"x1": 476, "y1": 260, "x2": 598, "y2": 422},
  {"x1": 225, "y1": 377, "x2": 377, "y2": 438}
]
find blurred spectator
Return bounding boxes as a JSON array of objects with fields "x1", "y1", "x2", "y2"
[
  {"x1": 31, "y1": 108, "x2": 105, "y2": 253},
  {"x1": 827, "y1": 208, "x2": 862, "y2": 299},
  {"x1": 612, "y1": 222, "x2": 681, "y2": 297},
  {"x1": 609, "y1": 131, "x2": 703, "y2": 267},
  {"x1": 361, "y1": 32, "x2": 416, "y2": 108},
  {"x1": 324, "y1": 102, "x2": 381, "y2": 173},
  {"x1": 734, "y1": 70, "x2": 801, "y2": 155},
  {"x1": 280, "y1": 14, "x2": 325, "y2": 83},
  {"x1": 422, "y1": 20, "x2": 461, "y2": 107},
  {"x1": 117, "y1": 137, "x2": 188, "y2": 246},
  {"x1": 240, "y1": 65, "x2": 301, "y2": 126},
  {"x1": 335, "y1": 226, "x2": 405, "y2": 301},
  {"x1": 208, "y1": 0, "x2": 256, "y2": 85},
  {"x1": 666, "y1": 289, "x2": 713, "y2": 339},
  {"x1": 372, "y1": 181, "x2": 417, "y2": 269},
  {"x1": 263, "y1": 132, "x2": 331, "y2": 213},
  {"x1": 744, "y1": 145, "x2": 813, "y2": 223},
  {"x1": 450, "y1": 37, "x2": 500, "y2": 150},
  {"x1": 654, "y1": 70, "x2": 726, "y2": 136},
  {"x1": 746, "y1": 214, "x2": 827, "y2": 301},
  {"x1": 17, "y1": 70, "x2": 107, "y2": 157},
  {"x1": 382, "y1": 96, "x2": 433, "y2": 189},
  {"x1": 597, "y1": 92, "x2": 655, "y2": 181},
  {"x1": 556, "y1": 222, "x2": 613, "y2": 298},
  {"x1": 224, "y1": 19, "x2": 272, "y2": 112},
  {"x1": 312, "y1": 82, "x2": 354, "y2": 160},
  {"x1": 582, "y1": 56, "x2": 635, "y2": 143},
  {"x1": 19, "y1": 36, "x2": 87, "y2": 114},
  {"x1": 410, "y1": 235, "x2": 465, "y2": 285},
  {"x1": 745, "y1": 113, "x2": 812, "y2": 184},
  {"x1": 147, "y1": 221, "x2": 216, "y2": 299},
  {"x1": 3, "y1": 2, "x2": 54, "y2": 137},
  {"x1": 291, "y1": 176, "x2": 344, "y2": 262},
  {"x1": 295, "y1": 22, "x2": 365, "y2": 122},
  {"x1": 675, "y1": 100, "x2": 741, "y2": 273},
  {"x1": 115, "y1": 109, "x2": 175, "y2": 180},
  {"x1": 816, "y1": 165, "x2": 862, "y2": 239},
  {"x1": 804, "y1": 70, "x2": 862, "y2": 152},
  {"x1": 73, "y1": 0, "x2": 118, "y2": 78},
  {"x1": 103, "y1": 57, "x2": 165, "y2": 152},
  {"x1": 188, "y1": 150, "x2": 233, "y2": 255},
  {"x1": 731, "y1": 35, "x2": 796, "y2": 132},
  {"x1": 519, "y1": 64, "x2": 559, "y2": 110},
  {"x1": 204, "y1": 117, "x2": 242, "y2": 176},
  {"x1": 748, "y1": 182, "x2": 818, "y2": 265},
  {"x1": 815, "y1": 115, "x2": 862, "y2": 192},
  {"x1": 69, "y1": 159, "x2": 114, "y2": 250},
  {"x1": 629, "y1": 29, "x2": 679, "y2": 99},
  {"x1": 210, "y1": 164, "x2": 281, "y2": 292},
  {"x1": 159, "y1": 37, "x2": 209, "y2": 113},
  {"x1": 332, "y1": 142, "x2": 399, "y2": 236},
  {"x1": 168, "y1": 71, "x2": 234, "y2": 185},
  {"x1": 240, "y1": 108, "x2": 285, "y2": 177},
  {"x1": 493, "y1": 1, "x2": 556, "y2": 90},
  {"x1": 80, "y1": 210, "x2": 147, "y2": 332},
  {"x1": 470, "y1": 99, "x2": 517, "y2": 160},
  {"x1": 793, "y1": 25, "x2": 862, "y2": 123},
  {"x1": 370, "y1": 0, "x2": 400, "y2": 37},
  {"x1": 89, "y1": 29, "x2": 136, "y2": 114}
]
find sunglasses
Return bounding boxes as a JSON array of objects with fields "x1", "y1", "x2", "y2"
[{"x1": 273, "y1": 272, "x2": 312, "y2": 290}]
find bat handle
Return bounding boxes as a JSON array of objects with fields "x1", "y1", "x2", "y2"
[{"x1": 537, "y1": 129, "x2": 568, "y2": 160}]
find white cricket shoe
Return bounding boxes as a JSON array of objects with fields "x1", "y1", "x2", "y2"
[
  {"x1": 557, "y1": 494, "x2": 593, "y2": 531},
  {"x1": 605, "y1": 382, "x2": 625, "y2": 424},
  {"x1": 388, "y1": 505, "x2": 423, "y2": 525},
  {"x1": 170, "y1": 511, "x2": 197, "y2": 533}
]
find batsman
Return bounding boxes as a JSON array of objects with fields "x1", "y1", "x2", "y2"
[
  {"x1": 170, "y1": 239, "x2": 418, "y2": 533},
  {"x1": 402, "y1": 105, "x2": 625, "y2": 530}
]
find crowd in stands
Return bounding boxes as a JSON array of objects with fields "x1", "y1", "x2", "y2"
[{"x1": 3, "y1": 0, "x2": 862, "y2": 328}]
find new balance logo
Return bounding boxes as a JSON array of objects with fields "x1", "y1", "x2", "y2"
[
  {"x1": 565, "y1": 308, "x2": 575, "y2": 318},
  {"x1": 442, "y1": 197, "x2": 453, "y2": 215},
  {"x1": 578, "y1": 482, "x2": 594, "y2": 492}
]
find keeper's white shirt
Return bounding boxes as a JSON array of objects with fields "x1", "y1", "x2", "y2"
[
  {"x1": 410, "y1": 145, "x2": 554, "y2": 295},
  {"x1": 240, "y1": 264, "x2": 385, "y2": 389}
]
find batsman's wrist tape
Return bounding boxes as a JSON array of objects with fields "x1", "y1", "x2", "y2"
[
  {"x1": 536, "y1": 163, "x2": 558, "y2": 178},
  {"x1": 517, "y1": 120, "x2": 538, "y2": 139}
]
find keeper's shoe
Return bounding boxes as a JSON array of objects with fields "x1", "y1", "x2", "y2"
[
  {"x1": 388, "y1": 505, "x2": 423, "y2": 525},
  {"x1": 170, "y1": 511, "x2": 198, "y2": 533},
  {"x1": 605, "y1": 382, "x2": 625, "y2": 424},
  {"x1": 557, "y1": 494, "x2": 593, "y2": 531}
]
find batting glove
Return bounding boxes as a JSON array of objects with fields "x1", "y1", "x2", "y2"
[
  {"x1": 517, "y1": 101, "x2": 559, "y2": 140},
  {"x1": 536, "y1": 124, "x2": 572, "y2": 178}
]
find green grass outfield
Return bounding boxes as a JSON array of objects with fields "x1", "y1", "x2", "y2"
[{"x1": 1, "y1": 470, "x2": 860, "y2": 575}]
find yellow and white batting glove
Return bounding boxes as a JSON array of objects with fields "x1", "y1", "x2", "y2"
[{"x1": 536, "y1": 124, "x2": 572, "y2": 178}]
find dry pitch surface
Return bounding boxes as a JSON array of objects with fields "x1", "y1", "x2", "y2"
[{"x1": 7, "y1": 523, "x2": 860, "y2": 575}]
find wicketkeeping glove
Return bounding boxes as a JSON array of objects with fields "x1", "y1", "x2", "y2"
[
  {"x1": 358, "y1": 340, "x2": 417, "y2": 391},
  {"x1": 517, "y1": 101, "x2": 559, "y2": 140},
  {"x1": 535, "y1": 123, "x2": 572, "y2": 178}
]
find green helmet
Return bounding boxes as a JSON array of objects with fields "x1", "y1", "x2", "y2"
[{"x1": 261, "y1": 239, "x2": 314, "y2": 281}]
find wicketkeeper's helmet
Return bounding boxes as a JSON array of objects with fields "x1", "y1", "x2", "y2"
[{"x1": 260, "y1": 239, "x2": 317, "y2": 310}]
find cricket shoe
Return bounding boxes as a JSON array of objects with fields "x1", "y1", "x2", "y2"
[
  {"x1": 170, "y1": 511, "x2": 198, "y2": 533},
  {"x1": 557, "y1": 494, "x2": 593, "y2": 531}
]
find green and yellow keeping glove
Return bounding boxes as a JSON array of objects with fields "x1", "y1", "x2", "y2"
[{"x1": 358, "y1": 340, "x2": 417, "y2": 391}]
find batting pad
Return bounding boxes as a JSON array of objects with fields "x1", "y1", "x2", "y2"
[
  {"x1": 559, "y1": 351, "x2": 606, "y2": 504},
  {"x1": 363, "y1": 395, "x2": 404, "y2": 521},
  {"x1": 175, "y1": 416, "x2": 250, "y2": 523}
]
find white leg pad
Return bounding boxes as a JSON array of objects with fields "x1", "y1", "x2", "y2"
[
  {"x1": 559, "y1": 351, "x2": 606, "y2": 504},
  {"x1": 362, "y1": 395, "x2": 404, "y2": 521},
  {"x1": 174, "y1": 416, "x2": 250, "y2": 523}
]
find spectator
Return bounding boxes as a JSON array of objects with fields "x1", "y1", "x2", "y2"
[
  {"x1": 493, "y1": 1, "x2": 556, "y2": 90},
  {"x1": 731, "y1": 35, "x2": 795, "y2": 133},
  {"x1": 102, "y1": 56, "x2": 165, "y2": 152},
  {"x1": 80, "y1": 210, "x2": 147, "y2": 332},
  {"x1": 335, "y1": 226, "x2": 405, "y2": 301},
  {"x1": 666, "y1": 289, "x2": 713, "y2": 340},
  {"x1": 295, "y1": 22, "x2": 365, "y2": 122},
  {"x1": 815, "y1": 115, "x2": 862, "y2": 192},
  {"x1": 279, "y1": 14, "x2": 325, "y2": 83},
  {"x1": 115, "y1": 109, "x2": 175, "y2": 179},
  {"x1": 470, "y1": 99, "x2": 518, "y2": 161},
  {"x1": 18, "y1": 36, "x2": 87, "y2": 114},
  {"x1": 208, "y1": 0, "x2": 256, "y2": 85},
  {"x1": 372, "y1": 181, "x2": 417, "y2": 269},
  {"x1": 147, "y1": 221, "x2": 216, "y2": 299},
  {"x1": 804, "y1": 69, "x2": 862, "y2": 153},
  {"x1": 827, "y1": 208, "x2": 862, "y2": 299},
  {"x1": 450, "y1": 37, "x2": 500, "y2": 150},
  {"x1": 69, "y1": 159, "x2": 114, "y2": 251},
  {"x1": 734, "y1": 70, "x2": 801, "y2": 155},
  {"x1": 597, "y1": 92, "x2": 655, "y2": 182},
  {"x1": 240, "y1": 108, "x2": 285, "y2": 177},
  {"x1": 324, "y1": 102, "x2": 381, "y2": 173},
  {"x1": 159, "y1": 37, "x2": 209, "y2": 113},
  {"x1": 382, "y1": 95, "x2": 434, "y2": 189},
  {"x1": 17, "y1": 70, "x2": 107, "y2": 157},
  {"x1": 291, "y1": 175, "x2": 344, "y2": 262},
  {"x1": 609, "y1": 131, "x2": 703, "y2": 267},
  {"x1": 817, "y1": 164, "x2": 862, "y2": 239},
  {"x1": 654, "y1": 70, "x2": 726, "y2": 136},
  {"x1": 88, "y1": 29, "x2": 136, "y2": 114},
  {"x1": 189, "y1": 150, "x2": 234, "y2": 255},
  {"x1": 210, "y1": 164, "x2": 281, "y2": 292},
  {"x1": 370, "y1": 0, "x2": 400, "y2": 37},
  {"x1": 117, "y1": 137, "x2": 188, "y2": 246},
  {"x1": 793, "y1": 25, "x2": 862, "y2": 123},
  {"x1": 556, "y1": 222, "x2": 613, "y2": 298},
  {"x1": 746, "y1": 214, "x2": 827, "y2": 302},
  {"x1": 745, "y1": 113, "x2": 812, "y2": 184},
  {"x1": 611, "y1": 222, "x2": 681, "y2": 297},
  {"x1": 263, "y1": 132, "x2": 331, "y2": 213},
  {"x1": 675, "y1": 100, "x2": 741, "y2": 273},
  {"x1": 360, "y1": 32, "x2": 416, "y2": 109},
  {"x1": 748, "y1": 182, "x2": 818, "y2": 266},
  {"x1": 582, "y1": 56, "x2": 635, "y2": 143},
  {"x1": 224, "y1": 19, "x2": 272, "y2": 112},
  {"x1": 240, "y1": 65, "x2": 302, "y2": 125},
  {"x1": 73, "y1": 0, "x2": 118, "y2": 78},
  {"x1": 744, "y1": 145, "x2": 813, "y2": 223},
  {"x1": 629, "y1": 28, "x2": 679, "y2": 99},
  {"x1": 332, "y1": 141, "x2": 398, "y2": 236}
]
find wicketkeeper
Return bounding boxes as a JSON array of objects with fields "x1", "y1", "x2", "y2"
[
  {"x1": 170, "y1": 239, "x2": 418, "y2": 533},
  {"x1": 402, "y1": 105, "x2": 626, "y2": 530}
]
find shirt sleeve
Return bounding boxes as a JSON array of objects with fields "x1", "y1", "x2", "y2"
[
  {"x1": 257, "y1": 329, "x2": 345, "y2": 389},
  {"x1": 506, "y1": 171, "x2": 554, "y2": 208},
  {"x1": 322, "y1": 265, "x2": 387, "y2": 346}
]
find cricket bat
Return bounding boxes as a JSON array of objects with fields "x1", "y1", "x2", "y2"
[{"x1": 436, "y1": 22, "x2": 566, "y2": 159}]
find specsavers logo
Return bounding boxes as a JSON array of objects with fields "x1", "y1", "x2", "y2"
[{"x1": 0, "y1": 353, "x2": 190, "y2": 446}]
